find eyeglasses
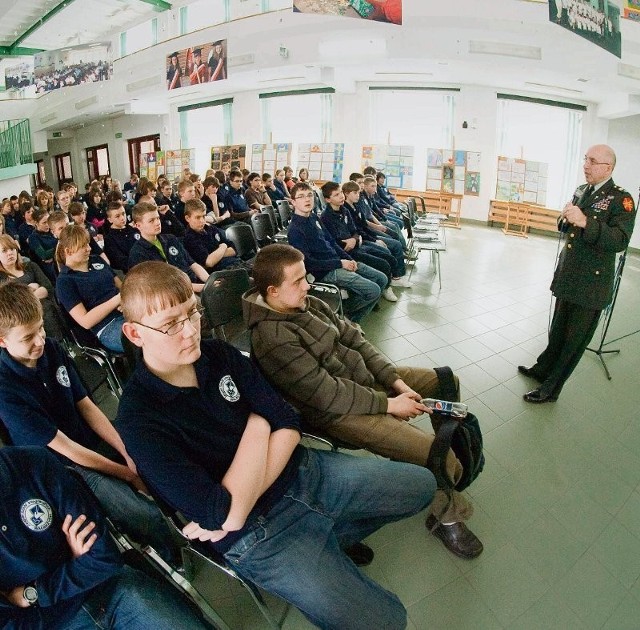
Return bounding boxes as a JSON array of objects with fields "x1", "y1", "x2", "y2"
[
  {"x1": 583, "y1": 156, "x2": 611, "y2": 166},
  {"x1": 133, "y1": 305, "x2": 205, "y2": 336},
  {"x1": 293, "y1": 192, "x2": 314, "y2": 200}
]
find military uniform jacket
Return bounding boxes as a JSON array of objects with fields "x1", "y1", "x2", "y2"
[{"x1": 551, "y1": 178, "x2": 636, "y2": 310}]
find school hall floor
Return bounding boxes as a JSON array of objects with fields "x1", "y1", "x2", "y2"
[{"x1": 124, "y1": 223, "x2": 640, "y2": 630}]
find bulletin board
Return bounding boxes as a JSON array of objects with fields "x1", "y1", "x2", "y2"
[
  {"x1": 495, "y1": 156, "x2": 548, "y2": 205},
  {"x1": 297, "y1": 143, "x2": 345, "y2": 183},
  {"x1": 361, "y1": 144, "x2": 414, "y2": 189},
  {"x1": 426, "y1": 148, "x2": 481, "y2": 196},
  {"x1": 250, "y1": 143, "x2": 292, "y2": 174},
  {"x1": 210, "y1": 144, "x2": 247, "y2": 172},
  {"x1": 139, "y1": 149, "x2": 195, "y2": 182}
]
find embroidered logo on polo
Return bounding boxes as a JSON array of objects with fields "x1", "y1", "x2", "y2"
[
  {"x1": 56, "y1": 366, "x2": 71, "y2": 388},
  {"x1": 20, "y1": 499, "x2": 53, "y2": 532},
  {"x1": 134, "y1": 233, "x2": 141, "y2": 240},
  {"x1": 219, "y1": 375, "x2": 240, "y2": 402},
  {"x1": 92, "y1": 263, "x2": 105, "y2": 270},
  {"x1": 168, "y1": 246, "x2": 179, "y2": 256}
]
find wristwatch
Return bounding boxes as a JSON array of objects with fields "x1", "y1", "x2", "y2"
[{"x1": 23, "y1": 584, "x2": 38, "y2": 607}]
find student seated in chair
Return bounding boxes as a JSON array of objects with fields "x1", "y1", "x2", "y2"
[
  {"x1": 0, "y1": 445, "x2": 209, "y2": 629},
  {"x1": 243, "y1": 244, "x2": 484, "y2": 560},
  {"x1": 0, "y1": 282, "x2": 178, "y2": 563},
  {"x1": 103, "y1": 202, "x2": 141, "y2": 273},
  {"x1": 116, "y1": 260, "x2": 436, "y2": 630}
]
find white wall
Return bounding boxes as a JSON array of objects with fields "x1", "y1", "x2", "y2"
[{"x1": 0, "y1": 175, "x2": 33, "y2": 199}]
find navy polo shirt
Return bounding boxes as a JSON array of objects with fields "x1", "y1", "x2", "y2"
[
  {"x1": 55, "y1": 257, "x2": 119, "y2": 335},
  {"x1": 0, "y1": 446, "x2": 122, "y2": 628},
  {"x1": 223, "y1": 185, "x2": 250, "y2": 213},
  {"x1": 104, "y1": 224, "x2": 141, "y2": 272},
  {"x1": 0, "y1": 339, "x2": 98, "y2": 458},
  {"x1": 128, "y1": 234, "x2": 198, "y2": 283},
  {"x1": 183, "y1": 225, "x2": 239, "y2": 270},
  {"x1": 320, "y1": 206, "x2": 360, "y2": 246},
  {"x1": 346, "y1": 201, "x2": 378, "y2": 242},
  {"x1": 116, "y1": 339, "x2": 303, "y2": 553}
]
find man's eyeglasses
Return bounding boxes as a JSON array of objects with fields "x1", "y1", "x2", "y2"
[
  {"x1": 294, "y1": 192, "x2": 314, "y2": 200},
  {"x1": 133, "y1": 306, "x2": 205, "y2": 336},
  {"x1": 583, "y1": 156, "x2": 611, "y2": 166}
]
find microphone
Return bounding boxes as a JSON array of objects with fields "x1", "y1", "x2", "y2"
[{"x1": 561, "y1": 186, "x2": 583, "y2": 232}]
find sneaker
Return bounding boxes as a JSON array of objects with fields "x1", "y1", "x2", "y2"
[
  {"x1": 391, "y1": 277, "x2": 413, "y2": 289},
  {"x1": 425, "y1": 515, "x2": 483, "y2": 559},
  {"x1": 343, "y1": 542, "x2": 374, "y2": 567},
  {"x1": 383, "y1": 286, "x2": 398, "y2": 302}
]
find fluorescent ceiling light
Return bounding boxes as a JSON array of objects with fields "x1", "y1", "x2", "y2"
[{"x1": 469, "y1": 40, "x2": 541, "y2": 60}]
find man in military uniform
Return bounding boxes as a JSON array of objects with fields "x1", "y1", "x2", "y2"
[{"x1": 520, "y1": 144, "x2": 636, "y2": 403}]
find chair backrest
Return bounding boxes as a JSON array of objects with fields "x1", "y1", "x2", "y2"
[
  {"x1": 406, "y1": 198, "x2": 417, "y2": 223},
  {"x1": 224, "y1": 222, "x2": 258, "y2": 260},
  {"x1": 201, "y1": 268, "x2": 251, "y2": 338},
  {"x1": 250, "y1": 212, "x2": 275, "y2": 246},
  {"x1": 276, "y1": 200, "x2": 292, "y2": 227},
  {"x1": 307, "y1": 282, "x2": 344, "y2": 318},
  {"x1": 261, "y1": 204, "x2": 281, "y2": 231}
]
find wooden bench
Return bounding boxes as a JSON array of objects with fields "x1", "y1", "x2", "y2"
[
  {"x1": 488, "y1": 200, "x2": 560, "y2": 237},
  {"x1": 391, "y1": 189, "x2": 463, "y2": 228}
]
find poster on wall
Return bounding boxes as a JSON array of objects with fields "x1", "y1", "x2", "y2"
[
  {"x1": 298, "y1": 143, "x2": 345, "y2": 183},
  {"x1": 210, "y1": 145, "x2": 247, "y2": 173},
  {"x1": 495, "y1": 156, "x2": 548, "y2": 206},
  {"x1": 623, "y1": 0, "x2": 640, "y2": 21},
  {"x1": 139, "y1": 149, "x2": 195, "y2": 182},
  {"x1": 426, "y1": 148, "x2": 481, "y2": 196},
  {"x1": 34, "y1": 43, "x2": 113, "y2": 94},
  {"x1": 293, "y1": 0, "x2": 402, "y2": 25},
  {"x1": 5, "y1": 60, "x2": 35, "y2": 93},
  {"x1": 250, "y1": 143, "x2": 292, "y2": 174},
  {"x1": 362, "y1": 144, "x2": 413, "y2": 189},
  {"x1": 549, "y1": 0, "x2": 621, "y2": 58},
  {"x1": 167, "y1": 40, "x2": 228, "y2": 90}
]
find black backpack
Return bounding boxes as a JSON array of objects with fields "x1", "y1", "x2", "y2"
[{"x1": 426, "y1": 366, "x2": 484, "y2": 492}]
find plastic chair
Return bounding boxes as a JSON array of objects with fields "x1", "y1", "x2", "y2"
[
  {"x1": 275, "y1": 200, "x2": 292, "y2": 227},
  {"x1": 224, "y1": 222, "x2": 259, "y2": 260},
  {"x1": 262, "y1": 205, "x2": 288, "y2": 242},
  {"x1": 250, "y1": 212, "x2": 276, "y2": 247},
  {"x1": 201, "y1": 268, "x2": 252, "y2": 354},
  {"x1": 307, "y1": 282, "x2": 344, "y2": 318}
]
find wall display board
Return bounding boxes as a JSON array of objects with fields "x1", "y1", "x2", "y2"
[
  {"x1": 5, "y1": 60, "x2": 34, "y2": 92},
  {"x1": 166, "y1": 40, "x2": 228, "y2": 90},
  {"x1": 549, "y1": 0, "x2": 621, "y2": 58},
  {"x1": 293, "y1": 0, "x2": 402, "y2": 24},
  {"x1": 139, "y1": 149, "x2": 195, "y2": 182},
  {"x1": 34, "y1": 43, "x2": 113, "y2": 94},
  {"x1": 298, "y1": 143, "x2": 345, "y2": 183},
  {"x1": 250, "y1": 143, "x2": 292, "y2": 174},
  {"x1": 210, "y1": 145, "x2": 247, "y2": 172},
  {"x1": 495, "y1": 156, "x2": 548, "y2": 205},
  {"x1": 426, "y1": 149, "x2": 481, "y2": 196},
  {"x1": 361, "y1": 145, "x2": 413, "y2": 189},
  {"x1": 623, "y1": 0, "x2": 640, "y2": 21}
]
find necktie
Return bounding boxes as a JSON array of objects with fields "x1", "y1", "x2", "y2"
[{"x1": 584, "y1": 185, "x2": 594, "y2": 198}]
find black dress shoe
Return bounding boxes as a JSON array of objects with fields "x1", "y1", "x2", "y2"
[
  {"x1": 517, "y1": 365, "x2": 544, "y2": 382},
  {"x1": 523, "y1": 389, "x2": 558, "y2": 403},
  {"x1": 425, "y1": 515, "x2": 484, "y2": 559},
  {"x1": 343, "y1": 542, "x2": 374, "y2": 567}
]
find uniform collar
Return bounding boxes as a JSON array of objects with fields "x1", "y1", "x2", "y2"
[{"x1": 0, "y1": 344, "x2": 47, "y2": 381}]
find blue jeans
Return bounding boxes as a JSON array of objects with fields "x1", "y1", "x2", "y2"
[
  {"x1": 321, "y1": 265, "x2": 384, "y2": 323},
  {"x1": 224, "y1": 449, "x2": 435, "y2": 630},
  {"x1": 363, "y1": 240, "x2": 406, "y2": 277},
  {"x1": 383, "y1": 221, "x2": 407, "y2": 249},
  {"x1": 66, "y1": 566, "x2": 209, "y2": 629},
  {"x1": 97, "y1": 315, "x2": 125, "y2": 352},
  {"x1": 75, "y1": 466, "x2": 177, "y2": 563}
]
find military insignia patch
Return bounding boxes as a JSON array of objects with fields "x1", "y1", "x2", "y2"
[{"x1": 623, "y1": 197, "x2": 634, "y2": 212}]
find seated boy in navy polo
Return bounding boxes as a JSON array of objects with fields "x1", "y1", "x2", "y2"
[
  {"x1": 222, "y1": 169, "x2": 259, "y2": 223},
  {"x1": 182, "y1": 198, "x2": 252, "y2": 273},
  {"x1": 27, "y1": 208, "x2": 57, "y2": 283},
  {"x1": 0, "y1": 446, "x2": 209, "y2": 629},
  {"x1": 115, "y1": 261, "x2": 435, "y2": 630},
  {"x1": 0, "y1": 282, "x2": 177, "y2": 561},
  {"x1": 128, "y1": 202, "x2": 209, "y2": 294},
  {"x1": 103, "y1": 202, "x2": 141, "y2": 273},
  {"x1": 174, "y1": 180, "x2": 196, "y2": 226}
]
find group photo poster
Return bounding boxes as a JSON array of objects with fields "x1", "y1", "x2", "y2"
[
  {"x1": 5, "y1": 60, "x2": 34, "y2": 93},
  {"x1": 293, "y1": 0, "x2": 402, "y2": 25},
  {"x1": 167, "y1": 40, "x2": 228, "y2": 90},
  {"x1": 34, "y1": 43, "x2": 113, "y2": 94},
  {"x1": 211, "y1": 145, "x2": 247, "y2": 173},
  {"x1": 623, "y1": 0, "x2": 640, "y2": 21},
  {"x1": 549, "y1": 0, "x2": 622, "y2": 58}
]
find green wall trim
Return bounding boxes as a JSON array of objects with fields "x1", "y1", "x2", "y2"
[
  {"x1": 0, "y1": 163, "x2": 37, "y2": 181},
  {"x1": 497, "y1": 93, "x2": 587, "y2": 112},
  {"x1": 259, "y1": 88, "x2": 335, "y2": 99}
]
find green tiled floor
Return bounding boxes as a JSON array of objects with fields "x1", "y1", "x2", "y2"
[{"x1": 188, "y1": 224, "x2": 640, "y2": 629}]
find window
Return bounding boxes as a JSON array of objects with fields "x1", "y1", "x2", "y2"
[
  {"x1": 54, "y1": 152, "x2": 73, "y2": 189},
  {"x1": 128, "y1": 135, "x2": 161, "y2": 176},
  {"x1": 86, "y1": 145, "x2": 111, "y2": 182},
  {"x1": 35, "y1": 159, "x2": 46, "y2": 187},
  {"x1": 181, "y1": 0, "x2": 226, "y2": 34},
  {"x1": 496, "y1": 96, "x2": 583, "y2": 209},
  {"x1": 120, "y1": 19, "x2": 157, "y2": 56},
  {"x1": 369, "y1": 88, "x2": 456, "y2": 189},
  {"x1": 261, "y1": 90, "x2": 333, "y2": 144},
  {"x1": 179, "y1": 100, "x2": 232, "y2": 175}
]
